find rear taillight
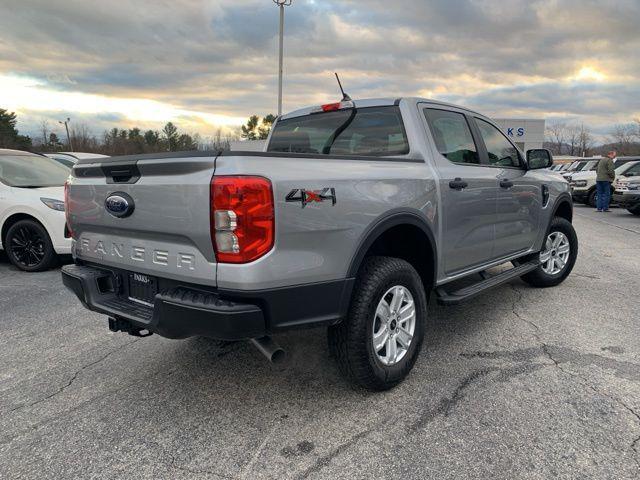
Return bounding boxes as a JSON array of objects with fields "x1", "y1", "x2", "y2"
[
  {"x1": 211, "y1": 176, "x2": 274, "y2": 264},
  {"x1": 64, "y1": 181, "x2": 74, "y2": 239}
]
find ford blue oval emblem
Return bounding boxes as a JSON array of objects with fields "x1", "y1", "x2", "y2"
[{"x1": 105, "y1": 192, "x2": 135, "y2": 218}]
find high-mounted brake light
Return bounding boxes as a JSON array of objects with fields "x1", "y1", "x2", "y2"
[
  {"x1": 321, "y1": 102, "x2": 342, "y2": 112},
  {"x1": 211, "y1": 176, "x2": 274, "y2": 264},
  {"x1": 313, "y1": 100, "x2": 355, "y2": 114}
]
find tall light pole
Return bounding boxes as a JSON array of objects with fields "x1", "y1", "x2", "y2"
[
  {"x1": 59, "y1": 117, "x2": 73, "y2": 152},
  {"x1": 273, "y1": 0, "x2": 293, "y2": 116}
]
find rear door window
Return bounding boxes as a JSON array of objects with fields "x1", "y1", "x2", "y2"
[
  {"x1": 423, "y1": 109, "x2": 479, "y2": 164},
  {"x1": 267, "y1": 106, "x2": 409, "y2": 156}
]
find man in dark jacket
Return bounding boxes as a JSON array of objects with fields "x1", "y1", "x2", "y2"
[{"x1": 596, "y1": 150, "x2": 616, "y2": 212}]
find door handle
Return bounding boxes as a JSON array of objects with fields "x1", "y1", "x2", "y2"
[
  {"x1": 500, "y1": 179, "x2": 514, "y2": 189},
  {"x1": 449, "y1": 178, "x2": 468, "y2": 190}
]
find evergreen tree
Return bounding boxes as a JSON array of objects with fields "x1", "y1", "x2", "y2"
[{"x1": 0, "y1": 108, "x2": 32, "y2": 150}]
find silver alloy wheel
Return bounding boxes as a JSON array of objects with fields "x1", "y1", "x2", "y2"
[
  {"x1": 540, "y1": 231, "x2": 570, "y2": 275},
  {"x1": 372, "y1": 285, "x2": 417, "y2": 366}
]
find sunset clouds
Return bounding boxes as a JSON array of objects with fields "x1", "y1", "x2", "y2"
[{"x1": 1, "y1": 0, "x2": 638, "y2": 139}]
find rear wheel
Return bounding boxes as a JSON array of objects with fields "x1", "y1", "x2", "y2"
[
  {"x1": 628, "y1": 206, "x2": 640, "y2": 216},
  {"x1": 587, "y1": 188, "x2": 597, "y2": 208},
  {"x1": 521, "y1": 217, "x2": 578, "y2": 288},
  {"x1": 328, "y1": 256, "x2": 427, "y2": 391},
  {"x1": 5, "y1": 219, "x2": 56, "y2": 272}
]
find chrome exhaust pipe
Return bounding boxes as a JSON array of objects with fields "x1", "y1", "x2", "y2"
[{"x1": 250, "y1": 336, "x2": 286, "y2": 364}]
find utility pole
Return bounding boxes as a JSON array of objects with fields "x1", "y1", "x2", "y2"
[
  {"x1": 273, "y1": 0, "x2": 293, "y2": 116},
  {"x1": 59, "y1": 117, "x2": 73, "y2": 152}
]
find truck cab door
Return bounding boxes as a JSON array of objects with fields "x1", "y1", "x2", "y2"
[
  {"x1": 472, "y1": 117, "x2": 540, "y2": 257},
  {"x1": 421, "y1": 106, "x2": 498, "y2": 275}
]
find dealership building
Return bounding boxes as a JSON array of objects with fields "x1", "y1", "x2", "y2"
[{"x1": 493, "y1": 118, "x2": 545, "y2": 152}]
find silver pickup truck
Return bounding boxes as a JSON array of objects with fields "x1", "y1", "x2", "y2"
[{"x1": 62, "y1": 97, "x2": 577, "y2": 390}]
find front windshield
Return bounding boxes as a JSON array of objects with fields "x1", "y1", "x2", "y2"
[
  {"x1": 0, "y1": 154, "x2": 70, "y2": 187},
  {"x1": 619, "y1": 162, "x2": 640, "y2": 175}
]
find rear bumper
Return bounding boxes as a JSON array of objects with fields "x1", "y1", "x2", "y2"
[
  {"x1": 612, "y1": 192, "x2": 640, "y2": 208},
  {"x1": 62, "y1": 263, "x2": 353, "y2": 340}
]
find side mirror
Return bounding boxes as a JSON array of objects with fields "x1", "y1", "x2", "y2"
[{"x1": 527, "y1": 149, "x2": 553, "y2": 170}]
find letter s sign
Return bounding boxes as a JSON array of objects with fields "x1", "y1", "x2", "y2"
[{"x1": 517, "y1": 127, "x2": 525, "y2": 137}]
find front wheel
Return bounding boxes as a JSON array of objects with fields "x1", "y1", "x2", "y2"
[
  {"x1": 521, "y1": 217, "x2": 578, "y2": 288},
  {"x1": 5, "y1": 219, "x2": 57, "y2": 272},
  {"x1": 587, "y1": 188, "x2": 597, "y2": 208},
  {"x1": 628, "y1": 206, "x2": 640, "y2": 216},
  {"x1": 328, "y1": 256, "x2": 427, "y2": 391}
]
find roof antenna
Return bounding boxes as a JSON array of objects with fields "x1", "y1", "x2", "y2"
[{"x1": 335, "y1": 72, "x2": 352, "y2": 102}]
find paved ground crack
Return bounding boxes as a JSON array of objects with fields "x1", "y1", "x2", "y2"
[
  {"x1": 510, "y1": 283, "x2": 640, "y2": 470},
  {"x1": 295, "y1": 429, "x2": 371, "y2": 480},
  {"x1": 7, "y1": 338, "x2": 140, "y2": 414}
]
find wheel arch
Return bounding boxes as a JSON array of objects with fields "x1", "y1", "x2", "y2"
[
  {"x1": 1, "y1": 212, "x2": 48, "y2": 246},
  {"x1": 347, "y1": 210, "x2": 437, "y2": 290},
  {"x1": 551, "y1": 193, "x2": 573, "y2": 223}
]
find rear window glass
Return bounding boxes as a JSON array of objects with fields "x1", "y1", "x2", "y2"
[
  {"x1": 0, "y1": 154, "x2": 70, "y2": 187},
  {"x1": 267, "y1": 106, "x2": 409, "y2": 156}
]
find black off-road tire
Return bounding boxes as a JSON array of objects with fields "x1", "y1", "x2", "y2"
[
  {"x1": 5, "y1": 219, "x2": 57, "y2": 272},
  {"x1": 328, "y1": 256, "x2": 427, "y2": 391},
  {"x1": 587, "y1": 188, "x2": 597, "y2": 208},
  {"x1": 628, "y1": 206, "x2": 640, "y2": 216},
  {"x1": 521, "y1": 217, "x2": 578, "y2": 288}
]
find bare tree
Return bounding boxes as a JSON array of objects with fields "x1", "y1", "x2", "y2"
[
  {"x1": 545, "y1": 122, "x2": 567, "y2": 155},
  {"x1": 577, "y1": 124, "x2": 594, "y2": 157},
  {"x1": 566, "y1": 124, "x2": 580, "y2": 156},
  {"x1": 70, "y1": 124, "x2": 99, "y2": 152},
  {"x1": 610, "y1": 124, "x2": 636, "y2": 155},
  {"x1": 40, "y1": 120, "x2": 50, "y2": 148}
]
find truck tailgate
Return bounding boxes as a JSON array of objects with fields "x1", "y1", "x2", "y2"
[{"x1": 67, "y1": 154, "x2": 218, "y2": 286}]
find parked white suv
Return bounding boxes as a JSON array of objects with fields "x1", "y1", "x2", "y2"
[
  {"x1": 0, "y1": 149, "x2": 71, "y2": 271},
  {"x1": 612, "y1": 163, "x2": 640, "y2": 216},
  {"x1": 569, "y1": 158, "x2": 639, "y2": 207}
]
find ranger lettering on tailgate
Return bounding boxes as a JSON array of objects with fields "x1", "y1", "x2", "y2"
[{"x1": 78, "y1": 237, "x2": 196, "y2": 270}]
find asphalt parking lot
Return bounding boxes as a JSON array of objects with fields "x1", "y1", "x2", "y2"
[{"x1": 1, "y1": 205, "x2": 638, "y2": 479}]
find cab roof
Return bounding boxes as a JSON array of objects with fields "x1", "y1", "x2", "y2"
[{"x1": 280, "y1": 97, "x2": 484, "y2": 120}]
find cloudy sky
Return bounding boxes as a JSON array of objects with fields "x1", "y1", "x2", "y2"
[{"x1": 1, "y1": 0, "x2": 639, "y2": 141}]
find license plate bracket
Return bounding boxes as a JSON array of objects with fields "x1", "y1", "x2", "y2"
[{"x1": 127, "y1": 272, "x2": 158, "y2": 306}]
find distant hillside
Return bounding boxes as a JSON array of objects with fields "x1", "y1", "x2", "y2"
[{"x1": 543, "y1": 141, "x2": 640, "y2": 157}]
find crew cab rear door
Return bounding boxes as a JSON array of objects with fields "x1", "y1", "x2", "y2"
[
  {"x1": 421, "y1": 105, "x2": 498, "y2": 274},
  {"x1": 471, "y1": 117, "x2": 541, "y2": 257}
]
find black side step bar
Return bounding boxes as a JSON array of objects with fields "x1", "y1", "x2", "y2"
[{"x1": 436, "y1": 261, "x2": 539, "y2": 306}]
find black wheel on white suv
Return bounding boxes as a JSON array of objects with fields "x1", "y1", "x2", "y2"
[
  {"x1": 5, "y1": 219, "x2": 56, "y2": 272},
  {"x1": 328, "y1": 256, "x2": 427, "y2": 391},
  {"x1": 587, "y1": 188, "x2": 597, "y2": 208},
  {"x1": 521, "y1": 217, "x2": 578, "y2": 288},
  {"x1": 628, "y1": 206, "x2": 640, "y2": 216}
]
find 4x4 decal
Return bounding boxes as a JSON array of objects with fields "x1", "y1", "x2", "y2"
[{"x1": 286, "y1": 188, "x2": 337, "y2": 208}]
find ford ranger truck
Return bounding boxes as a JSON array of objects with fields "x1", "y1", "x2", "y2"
[{"x1": 62, "y1": 98, "x2": 578, "y2": 391}]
